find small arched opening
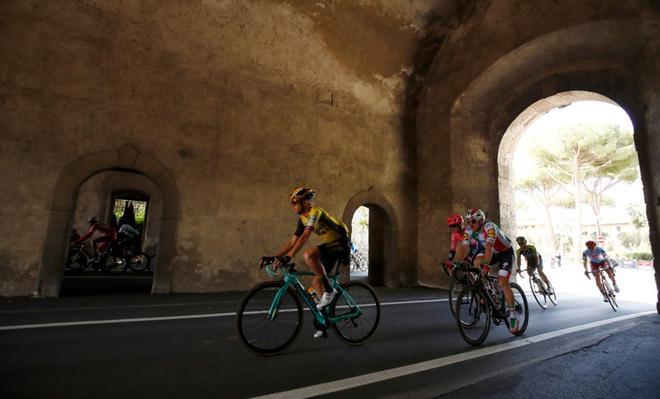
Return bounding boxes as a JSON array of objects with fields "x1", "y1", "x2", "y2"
[{"x1": 343, "y1": 190, "x2": 400, "y2": 287}]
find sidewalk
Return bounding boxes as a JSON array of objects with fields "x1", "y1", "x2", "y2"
[{"x1": 441, "y1": 314, "x2": 660, "y2": 399}]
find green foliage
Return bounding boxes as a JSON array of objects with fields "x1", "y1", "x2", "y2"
[
  {"x1": 617, "y1": 231, "x2": 641, "y2": 250},
  {"x1": 626, "y1": 202, "x2": 648, "y2": 229},
  {"x1": 626, "y1": 252, "x2": 653, "y2": 261}
]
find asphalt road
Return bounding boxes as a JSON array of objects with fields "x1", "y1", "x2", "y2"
[{"x1": 0, "y1": 285, "x2": 656, "y2": 399}]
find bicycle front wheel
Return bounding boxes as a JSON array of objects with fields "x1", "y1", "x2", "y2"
[
  {"x1": 448, "y1": 278, "x2": 466, "y2": 319},
  {"x1": 508, "y1": 282, "x2": 529, "y2": 336},
  {"x1": 330, "y1": 281, "x2": 380, "y2": 345},
  {"x1": 236, "y1": 281, "x2": 302, "y2": 355},
  {"x1": 529, "y1": 277, "x2": 548, "y2": 309},
  {"x1": 456, "y1": 286, "x2": 491, "y2": 346},
  {"x1": 127, "y1": 252, "x2": 151, "y2": 272},
  {"x1": 546, "y1": 280, "x2": 557, "y2": 306},
  {"x1": 602, "y1": 280, "x2": 618, "y2": 311}
]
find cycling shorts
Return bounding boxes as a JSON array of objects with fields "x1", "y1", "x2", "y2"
[
  {"x1": 318, "y1": 240, "x2": 350, "y2": 274},
  {"x1": 489, "y1": 247, "x2": 514, "y2": 277},
  {"x1": 590, "y1": 260, "x2": 610, "y2": 272}
]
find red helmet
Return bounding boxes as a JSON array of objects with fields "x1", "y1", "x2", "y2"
[
  {"x1": 447, "y1": 214, "x2": 464, "y2": 227},
  {"x1": 585, "y1": 240, "x2": 596, "y2": 248}
]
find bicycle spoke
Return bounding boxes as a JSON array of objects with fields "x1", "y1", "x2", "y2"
[
  {"x1": 237, "y1": 282, "x2": 302, "y2": 355},
  {"x1": 330, "y1": 281, "x2": 380, "y2": 345}
]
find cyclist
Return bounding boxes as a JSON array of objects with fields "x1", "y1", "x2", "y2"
[
  {"x1": 457, "y1": 208, "x2": 520, "y2": 334},
  {"x1": 269, "y1": 187, "x2": 350, "y2": 336},
  {"x1": 444, "y1": 214, "x2": 484, "y2": 272},
  {"x1": 75, "y1": 217, "x2": 117, "y2": 264},
  {"x1": 583, "y1": 240, "x2": 620, "y2": 301},
  {"x1": 515, "y1": 236, "x2": 554, "y2": 295}
]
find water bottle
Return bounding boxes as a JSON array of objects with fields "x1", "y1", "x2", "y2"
[{"x1": 307, "y1": 286, "x2": 319, "y2": 303}]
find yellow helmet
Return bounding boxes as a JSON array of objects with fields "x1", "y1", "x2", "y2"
[{"x1": 289, "y1": 187, "x2": 315, "y2": 203}]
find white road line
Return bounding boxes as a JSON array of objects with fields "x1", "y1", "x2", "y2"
[
  {"x1": 252, "y1": 310, "x2": 656, "y2": 399},
  {"x1": 0, "y1": 298, "x2": 448, "y2": 331}
]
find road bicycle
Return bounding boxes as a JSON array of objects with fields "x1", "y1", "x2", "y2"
[
  {"x1": 454, "y1": 265, "x2": 529, "y2": 346},
  {"x1": 349, "y1": 244, "x2": 368, "y2": 272},
  {"x1": 519, "y1": 268, "x2": 557, "y2": 309},
  {"x1": 585, "y1": 266, "x2": 618, "y2": 311},
  {"x1": 66, "y1": 240, "x2": 152, "y2": 274},
  {"x1": 236, "y1": 257, "x2": 380, "y2": 355}
]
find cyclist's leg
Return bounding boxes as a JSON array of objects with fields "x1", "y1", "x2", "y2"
[
  {"x1": 592, "y1": 264, "x2": 605, "y2": 293},
  {"x1": 537, "y1": 265, "x2": 551, "y2": 286},
  {"x1": 494, "y1": 250, "x2": 515, "y2": 307},
  {"x1": 303, "y1": 246, "x2": 332, "y2": 295}
]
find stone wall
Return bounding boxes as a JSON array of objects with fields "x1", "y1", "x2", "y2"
[{"x1": 0, "y1": 0, "x2": 434, "y2": 295}]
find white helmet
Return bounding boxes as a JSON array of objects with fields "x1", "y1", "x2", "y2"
[{"x1": 465, "y1": 208, "x2": 485, "y2": 223}]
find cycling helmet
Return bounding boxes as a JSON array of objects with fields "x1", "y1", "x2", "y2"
[
  {"x1": 585, "y1": 240, "x2": 596, "y2": 248},
  {"x1": 87, "y1": 216, "x2": 99, "y2": 224},
  {"x1": 447, "y1": 214, "x2": 464, "y2": 227},
  {"x1": 465, "y1": 208, "x2": 485, "y2": 223},
  {"x1": 516, "y1": 236, "x2": 527, "y2": 245},
  {"x1": 289, "y1": 186, "x2": 315, "y2": 203}
]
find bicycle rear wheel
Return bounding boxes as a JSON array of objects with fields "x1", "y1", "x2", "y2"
[
  {"x1": 330, "y1": 281, "x2": 380, "y2": 345},
  {"x1": 507, "y1": 282, "x2": 529, "y2": 336},
  {"x1": 529, "y1": 276, "x2": 548, "y2": 309},
  {"x1": 236, "y1": 281, "x2": 302, "y2": 355},
  {"x1": 456, "y1": 286, "x2": 491, "y2": 346}
]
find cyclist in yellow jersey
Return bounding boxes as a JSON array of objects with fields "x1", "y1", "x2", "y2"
[{"x1": 270, "y1": 187, "x2": 351, "y2": 332}]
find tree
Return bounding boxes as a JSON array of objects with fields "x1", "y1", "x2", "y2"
[
  {"x1": 531, "y1": 123, "x2": 636, "y2": 258},
  {"x1": 516, "y1": 166, "x2": 562, "y2": 252}
]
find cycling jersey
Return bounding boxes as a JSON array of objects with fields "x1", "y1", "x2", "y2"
[
  {"x1": 77, "y1": 222, "x2": 117, "y2": 243},
  {"x1": 583, "y1": 247, "x2": 608, "y2": 264},
  {"x1": 463, "y1": 222, "x2": 512, "y2": 254},
  {"x1": 517, "y1": 245, "x2": 541, "y2": 268},
  {"x1": 450, "y1": 229, "x2": 484, "y2": 261},
  {"x1": 294, "y1": 206, "x2": 349, "y2": 244}
]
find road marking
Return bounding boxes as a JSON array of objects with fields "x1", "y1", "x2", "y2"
[
  {"x1": 252, "y1": 310, "x2": 656, "y2": 399},
  {"x1": 0, "y1": 298, "x2": 448, "y2": 330}
]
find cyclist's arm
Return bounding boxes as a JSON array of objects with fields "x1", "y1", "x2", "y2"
[
  {"x1": 482, "y1": 241, "x2": 493, "y2": 265},
  {"x1": 285, "y1": 229, "x2": 312, "y2": 258},
  {"x1": 274, "y1": 235, "x2": 297, "y2": 257},
  {"x1": 77, "y1": 226, "x2": 96, "y2": 243},
  {"x1": 454, "y1": 242, "x2": 468, "y2": 264}
]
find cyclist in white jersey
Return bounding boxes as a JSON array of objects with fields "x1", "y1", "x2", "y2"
[
  {"x1": 583, "y1": 240, "x2": 620, "y2": 301},
  {"x1": 456, "y1": 208, "x2": 520, "y2": 334}
]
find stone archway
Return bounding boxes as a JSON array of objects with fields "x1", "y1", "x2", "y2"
[
  {"x1": 497, "y1": 91, "x2": 625, "y2": 236},
  {"x1": 342, "y1": 189, "x2": 403, "y2": 287},
  {"x1": 36, "y1": 145, "x2": 181, "y2": 297}
]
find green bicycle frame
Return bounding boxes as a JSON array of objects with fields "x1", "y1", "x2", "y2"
[{"x1": 266, "y1": 265, "x2": 363, "y2": 328}]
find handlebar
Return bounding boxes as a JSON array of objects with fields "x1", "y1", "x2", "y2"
[{"x1": 260, "y1": 256, "x2": 299, "y2": 277}]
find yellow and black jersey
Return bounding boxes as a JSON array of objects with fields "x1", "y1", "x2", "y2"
[
  {"x1": 295, "y1": 206, "x2": 349, "y2": 244},
  {"x1": 517, "y1": 245, "x2": 541, "y2": 267}
]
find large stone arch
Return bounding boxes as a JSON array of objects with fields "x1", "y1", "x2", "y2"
[
  {"x1": 416, "y1": 17, "x2": 659, "y2": 299},
  {"x1": 36, "y1": 145, "x2": 181, "y2": 296},
  {"x1": 342, "y1": 189, "x2": 404, "y2": 286}
]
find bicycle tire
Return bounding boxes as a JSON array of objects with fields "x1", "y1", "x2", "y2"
[
  {"x1": 330, "y1": 281, "x2": 380, "y2": 345},
  {"x1": 456, "y1": 286, "x2": 491, "y2": 346},
  {"x1": 529, "y1": 276, "x2": 548, "y2": 309},
  {"x1": 507, "y1": 282, "x2": 529, "y2": 336},
  {"x1": 127, "y1": 252, "x2": 151, "y2": 272},
  {"x1": 601, "y1": 280, "x2": 618, "y2": 312},
  {"x1": 66, "y1": 251, "x2": 87, "y2": 273},
  {"x1": 236, "y1": 281, "x2": 302, "y2": 355},
  {"x1": 546, "y1": 280, "x2": 557, "y2": 305},
  {"x1": 448, "y1": 278, "x2": 466, "y2": 319}
]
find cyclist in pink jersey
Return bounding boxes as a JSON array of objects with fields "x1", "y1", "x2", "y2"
[
  {"x1": 444, "y1": 214, "x2": 484, "y2": 272},
  {"x1": 457, "y1": 208, "x2": 520, "y2": 333}
]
